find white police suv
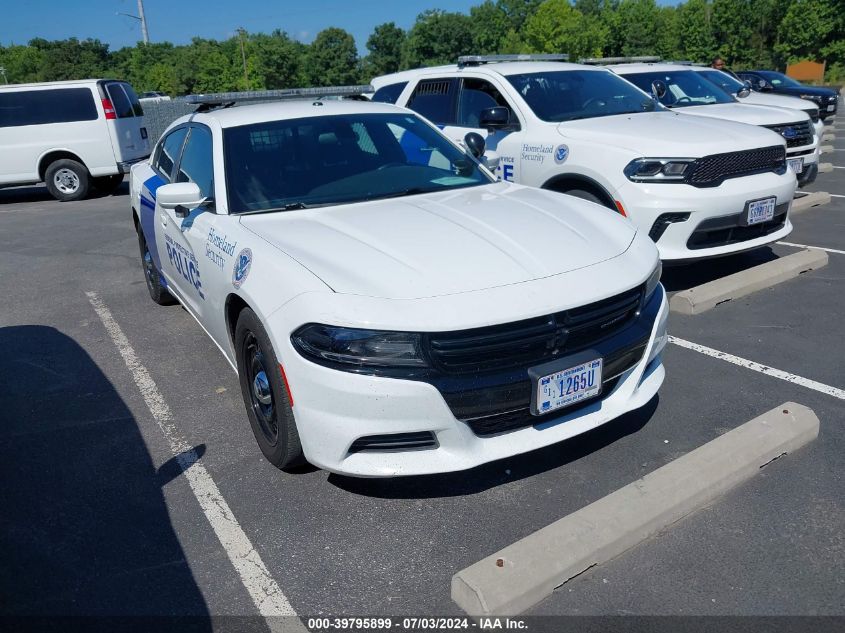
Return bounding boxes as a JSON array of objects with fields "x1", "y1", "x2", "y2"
[
  {"x1": 130, "y1": 89, "x2": 667, "y2": 477},
  {"x1": 606, "y1": 62, "x2": 819, "y2": 187},
  {"x1": 371, "y1": 55, "x2": 798, "y2": 262}
]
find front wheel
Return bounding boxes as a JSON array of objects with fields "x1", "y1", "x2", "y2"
[
  {"x1": 137, "y1": 227, "x2": 176, "y2": 305},
  {"x1": 235, "y1": 307, "x2": 305, "y2": 471},
  {"x1": 45, "y1": 159, "x2": 90, "y2": 201}
]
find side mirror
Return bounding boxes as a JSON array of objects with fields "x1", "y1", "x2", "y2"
[
  {"x1": 157, "y1": 182, "x2": 206, "y2": 218},
  {"x1": 651, "y1": 80, "x2": 667, "y2": 100},
  {"x1": 478, "y1": 106, "x2": 511, "y2": 131},
  {"x1": 464, "y1": 132, "x2": 486, "y2": 159},
  {"x1": 737, "y1": 81, "x2": 752, "y2": 98}
]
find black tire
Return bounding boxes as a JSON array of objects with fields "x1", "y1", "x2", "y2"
[
  {"x1": 137, "y1": 226, "x2": 176, "y2": 305},
  {"x1": 235, "y1": 307, "x2": 305, "y2": 471},
  {"x1": 44, "y1": 159, "x2": 90, "y2": 201},
  {"x1": 92, "y1": 174, "x2": 125, "y2": 194}
]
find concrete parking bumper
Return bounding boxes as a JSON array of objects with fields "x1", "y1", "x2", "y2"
[
  {"x1": 451, "y1": 402, "x2": 820, "y2": 616},
  {"x1": 668, "y1": 248, "x2": 828, "y2": 315},
  {"x1": 790, "y1": 190, "x2": 831, "y2": 214}
]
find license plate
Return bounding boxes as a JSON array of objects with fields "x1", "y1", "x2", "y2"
[
  {"x1": 788, "y1": 158, "x2": 803, "y2": 174},
  {"x1": 534, "y1": 358, "x2": 603, "y2": 415},
  {"x1": 827, "y1": 105, "x2": 835, "y2": 112},
  {"x1": 745, "y1": 197, "x2": 776, "y2": 226},
  {"x1": 140, "y1": 127, "x2": 148, "y2": 139}
]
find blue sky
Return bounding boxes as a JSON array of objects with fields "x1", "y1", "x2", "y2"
[{"x1": 1, "y1": 0, "x2": 678, "y2": 53}]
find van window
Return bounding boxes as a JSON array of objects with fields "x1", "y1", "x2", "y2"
[
  {"x1": 0, "y1": 88, "x2": 98, "y2": 128},
  {"x1": 122, "y1": 83, "x2": 144, "y2": 117},
  {"x1": 106, "y1": 83, "x2": 144, "y2": 118},
  {"x1": 175, "y1": 126, "x2": 214, "y2": 200},
  {"x1": 154, "y1": 127, "x2": 189, "y2": 181}
]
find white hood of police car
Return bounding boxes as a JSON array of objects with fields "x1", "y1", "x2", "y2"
[
  {"x1": 678, "y1": 102, "x2": 811, "y2": 126},
  {"x1": 239, "y1": 181, "x2": 640, "y2": 300}
]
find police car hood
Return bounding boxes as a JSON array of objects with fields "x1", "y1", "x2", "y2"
[
  {"x1": 556, "y1": 111, "x2": 782, "y2": 155},
  {"x1": 239, "y1": 182, "x2": 636, "y2": 300},
  {"x1": 678, "y1": 102, "x2": 810, "y2": 126},
  {"x1": 740, "y1": 91, "x2": 817, "y2": 113}
]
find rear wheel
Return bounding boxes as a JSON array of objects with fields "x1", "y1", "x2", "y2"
[
  {"x1": 92, "y1": 174, "x2": 125, "y2": 194},
  {"x1": 45, "y1": 159, "x2": 89, "y2": 202},
  {"x1": 137, "y1": 226, "x2": 176, "y2": 305},
  {"x1": 235, "y1": 307, "x2": 305, "y2": 471}
]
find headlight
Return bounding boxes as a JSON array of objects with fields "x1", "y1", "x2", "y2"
[
  {"x1": 624, "y1": 158, "x2": 695, "y2": 183},
  {"x1": 291, "y1": 324, "x2": 427, "y2": 369},
  {"x1": 645, "y1": 260, "x2": 662, "y2": 302}
]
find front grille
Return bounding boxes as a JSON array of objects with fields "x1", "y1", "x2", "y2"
[
  {"x1": 426, "y1": 286, "x2": 644, "y2": 375},
  {"x1": 687, "y1": 145, "x2": 785, "y2": 188},
  {"x1": 687, "y1": 202, "x2": 789, "y2": 250},
  {"x1": 348, "y1": 432, "x2": 437, "y2": 453},
  {"x1": 764, "y1": 120, "x2": 814, "y2": 148}
]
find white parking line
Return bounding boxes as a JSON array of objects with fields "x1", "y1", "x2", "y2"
[
  {"x1": 777, "y1": 241, "x2": 845, "y2": 255},
  {"x1": 85, "y1": 291, "x2": 298, "y2": 619},
  {"x1": 669, "y1": 336, "x2": 845, "y2": 400}
]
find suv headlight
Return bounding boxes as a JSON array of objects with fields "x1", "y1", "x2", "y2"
[
  {"x1": 645, "y1": 260, "x2": 662, "y2": 303},
  {"x1": 291, "y1": 324, "x2": 427, "y2": 369},
  {"x1": 624, "y1": 158, "x2": 695, "y2": 183}
]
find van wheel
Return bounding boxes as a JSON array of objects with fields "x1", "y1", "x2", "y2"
[
  {"x1": 137, "y1": 227, "x2": 176, "y2": 305},
  {"x1": 92, "y1": 174, "x2": 125, "y2": 194},
  {"x1": 45, "y1": 159, "x2": 90, "y2": 201},
  {"x1": 235, "y1": 307, "x2": 305, "y2": 471}
]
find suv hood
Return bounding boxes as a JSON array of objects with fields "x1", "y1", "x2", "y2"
[
  {"x1": 239, "y1": 182, "x2": 636, "y2": 299},
  {"x1": 680, "y1": 102, "x2": 810, "y2": 125},
  {"x1": 739, "y1": 91, "x2": 816, "y2": 113},
  {"x1": 556, "y1": 111, "x2": 783, "y2": 155},
  {"x1": 772, "y1": 85, "x2": 837, "y2": 98}
]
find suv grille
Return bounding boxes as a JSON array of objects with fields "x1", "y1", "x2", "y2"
[
  {"x1": 426, "y1": 286, "x2": 644, "y2": 375},
  {"x1": 765, "y1": 120, "x2": 814, "y2": 148},
  {"x1": 687, "y1": 145, "x2": 785, "y2": 187}
]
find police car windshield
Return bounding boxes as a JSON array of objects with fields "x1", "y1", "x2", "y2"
[
  {"x1": 223, "y1": 112, "x2": 491, "y2": 214},
  {"x1": 622, "y1": 70, "x2": 736, "y2": 107},
  {"x1": 697, "y1": 69, "x2": 745, "y2": 95},
  {"x1": 505, "y1": 70, "x2": 658, "y2": 122}
]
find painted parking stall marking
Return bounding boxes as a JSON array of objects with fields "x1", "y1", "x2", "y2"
[
  {"x1": 777, "y1": 241, "x2": 845, "y2": 256},
  {"x1": 669, "y1": 335, "x2": 845, "y2": 400},
  {"x1": 85, "y1": 291, "x2": 299, "y2": 620}
]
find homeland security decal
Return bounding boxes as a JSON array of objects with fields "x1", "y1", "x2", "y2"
[
  {"x1": 554, "y1": 144, "x2": 569, "y2": 164},
  {"x1": 205, "y1": 227, "x2": 237, "y2": 271},
  {"x1": 232, "y1": 248, "x2": 252, "y2": 289}
]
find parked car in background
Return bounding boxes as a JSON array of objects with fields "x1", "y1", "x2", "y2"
[
  {"x1": 0, "y1": 79, "x2": 150, "y2": 201},
  {"x1": 737, "y1": 70, "x2": 838, "y2": 121},
  {"x1": 608, "y1": 63, "x2": 819, "y2": 187},
  {"x1": 373, "y1": 55, "x2": 797, "y2": 262},
  {"x1": 139, "y1": 91, "x2": 172, "y2": 103}
]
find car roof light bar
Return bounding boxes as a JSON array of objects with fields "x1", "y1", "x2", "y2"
[
  {"x1": 457, "y1": 54, "x2": 569, "y2": 68},
  {"x1": 185, "y1": 85, "x2": 374, "y2": 109},
  {"x1": 667, "y1": 60, "x2": 707, "y2": 66},
  {"x1": 580, "y1": 56, "x2": 662, "y2": 65}
]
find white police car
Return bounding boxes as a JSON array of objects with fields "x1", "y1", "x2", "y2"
[
  {"x1": 371, "y1": 55, "x2": 798, "y2": 262},
  {"x1": 130, "y1": 89, "x2": 667, "y2": 477},
  {"x1": 606, "y1": 62, "x2": 819, "y2": 187}
]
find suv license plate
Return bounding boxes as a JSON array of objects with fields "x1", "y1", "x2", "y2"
[
  {"x1": 745, "y1": 197, "x2": 776, "y2": 226},
  {"x1": 788, "y1": 158, "x2": 803, "y2": 174},
  {"x1": 535, "y1": 358, "x2": 603, "y2": 415}
]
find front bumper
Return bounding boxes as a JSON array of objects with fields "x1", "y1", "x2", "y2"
[
  {"x1": 274, "y1": 287, "x2": 668, "y2": 477},
  {"x1": 616, "y1": 170, "x2": 796, "y2": 261}
]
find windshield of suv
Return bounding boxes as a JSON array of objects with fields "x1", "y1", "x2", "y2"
[
  {"x1": 697, "y1": 69, "x2": 745, "y2": 95},
  {"x1": 223, "y1": 112, "x2": 492, "y2": 213},
  {"x1": 757, "y1": 71, "x2": 803, "y2": 88},
  {"x1": 505, "y1": 70, "x2": 658, "y2": 122},
  {"x1": 622, "y1": 70, "x2": 736, "y2": 108}
]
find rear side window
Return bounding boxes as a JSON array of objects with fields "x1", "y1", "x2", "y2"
[
  {"x1": 122, "y1": 83, "x2": 144, "y2": 117},
  {"x1": 0, "y1": 88, "x2": 98, "y2": 127},
  {"x1": 154, "y1": 127, "x2": 189, "y2": 181},
  {"x1": 175, "y1": 126, "x2": 214, "y2": 200},
  {"x1": 106, "y1": 83, "x2": 144, "y2": 118},
  {"x1": 407, "y1": 79, "x2": 456, "y2": 125},
  {"x1": 372, "y1": 82, "x2": 407, "y2": 104}
]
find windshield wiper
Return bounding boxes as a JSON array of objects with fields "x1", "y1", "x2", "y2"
[
  {"x1": 239, "y1": 201, "x2": 323, "y2": 215},
  {"x1": 366, "y1": 187, "x2": 438, "y2": 201}
]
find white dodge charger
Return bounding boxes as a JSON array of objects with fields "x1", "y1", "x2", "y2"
[{"x1": 130, "y1": 98, "x2": 667, "y2": 477}]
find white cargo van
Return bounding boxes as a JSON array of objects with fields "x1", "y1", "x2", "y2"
[{"x1": 0, "y1": 79, "x2": 150, "y2": 201}]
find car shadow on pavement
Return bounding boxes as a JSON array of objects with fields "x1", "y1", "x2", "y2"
[
  {"x1": 329, "y1": 395, "x2": 658, "y2": 499},
  {"x1": 0, "y1": 325, "x2": 211, "y2": 623},
  {"x1": 660, "y1": 247, "x2": 779, "y2": 293},
  {"x1": 0, "y1": 182, "x2": 129, "y2": 205}
]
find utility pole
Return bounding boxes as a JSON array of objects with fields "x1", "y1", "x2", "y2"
[
  {"x1": 0, "y1": 67, "x2": 7, "y2": 84},
  {"x1": 237, "y1": 27, "x2": 249, "y2": 87},
  {"x1": 137, "y1": 0, "x2": 149, "y2": 45}
]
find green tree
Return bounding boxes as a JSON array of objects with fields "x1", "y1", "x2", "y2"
[
  {"x1": 613, "y1": 0, "x2": 662, "y2": 57},
  {"x1": 306, "y1": 27, "x2": 359, "y2": 86},
  {"x1": 469, "y1": 1, "x2": 510, "y2": 54},
  {"x1": 711, "y1": 0, "x2": 756, "y2": 66},
  {"x1": 251, "y1": 30, "x2": 306, "y2": 89},
  {"x1": 28, "y1": 37, "x2": 111, "y2": 82},
  {"x1": 521, "y1": 0, "x2": 607, "y2": 60},
  {"x1": 0, "y1": 44, "x2": 44, "y2": 83},
  {"x1": 678, "y1": 0, "x2": 717, "y2": 63},
  {"x1": 363, "y1": 22, "x2": 405, "y2": 78},
  {"x1": 775, "y1": 0, "x2": 837, "y2": 64},
  {"x1": 402, "y1": 10, "x2": 474, "y2": 68}
]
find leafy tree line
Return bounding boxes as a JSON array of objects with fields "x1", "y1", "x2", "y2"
[{"x1": 1, "y1": 0, "x2": 842, "y2": 94}]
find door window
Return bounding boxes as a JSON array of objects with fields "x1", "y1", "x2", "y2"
[
  {"x1": 457, "y1": 78, "x2": 517, "y2": 128},
  {"x1": 406, "y1": 79, "x2": 456, "y2": 125},
  {"x1": 175, "y1": 126, "x2": 214, "y2": 200},
  {"x1": 372, "y1": 82, "x2": 407, "y2": 104},
  {"x1": 154, "y1": 127, "x2": 189, "y2": 181},
  {"x1": 0, "y1": 88, "x2": 97, "y2": 127}
]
